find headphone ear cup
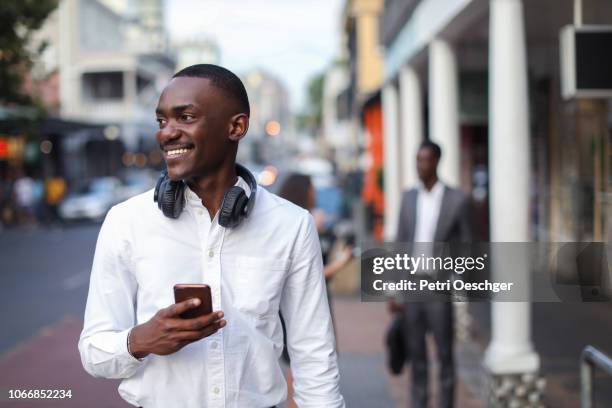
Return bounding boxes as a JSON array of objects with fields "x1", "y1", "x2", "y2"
[
  {"x1": 219, "y1": 186, "x2": 247, "y2": 228},
  {"x1": 154, "y1": 172, "x2": 185, "y2": 219},
  {"x1": 233, "y1": 192, "x2": 249, "y2": 219},
  {"x1": 162, "y1": 179, "x2": 185, "y2": 219}
]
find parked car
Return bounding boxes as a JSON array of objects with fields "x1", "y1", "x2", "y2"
[
  {"x1": 59, "y1": 177, "x2": 123, "y2": 222},
  {"x1": 118, "y1": 170, "x2": 157, "y2": 201}
]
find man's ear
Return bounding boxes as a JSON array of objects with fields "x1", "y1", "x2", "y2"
[{"x1": 228, "y1": 113, "x2": 249, "y2": 142}]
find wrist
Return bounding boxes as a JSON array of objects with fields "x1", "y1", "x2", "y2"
[{"x1": 127, "y1": 326, "x2": 149, "y2": 360}]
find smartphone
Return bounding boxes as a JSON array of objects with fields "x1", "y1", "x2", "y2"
[{"x1": 173, "y1": 284, "x2": 213, "y2": 319}]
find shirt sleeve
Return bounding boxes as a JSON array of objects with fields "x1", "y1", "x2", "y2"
[
  {"x1": 280, "y1": 212, "x2": 345, "y2": 408},
  {"x1": 78, "y1": 205, "x2": 146, "y2": 379}
]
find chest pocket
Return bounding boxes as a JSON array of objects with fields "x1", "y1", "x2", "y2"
[{"x1": 225, "y1": 256, "x2": 290, "y2": 318}]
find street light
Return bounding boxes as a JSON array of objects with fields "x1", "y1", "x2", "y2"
[
  {"x1": 122, "y1": 152, "x2": 135, "y2": 167},
  {"x1": 40, "y1": 140, "x2": 53, "y2": 154},
  {"x1": 103, "y1": 125, "x2": 120, "y2": 141},
  {"x1": 265, "y1": 120, "x2": 281, "y2": 136},
  {"x1": 134, "y1": 153, "x2": 147, "y2": 168},
  {"x1": 257, "y1": 165, "x2": 278, "y2": 186}
]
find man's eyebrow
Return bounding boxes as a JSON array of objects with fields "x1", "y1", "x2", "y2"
[
  {"x1": 171, "y1": 104, "x2": 196, "y2": 114},
  {"x1": 155, "y1": 104, "x2": 196, "y2": 115}
]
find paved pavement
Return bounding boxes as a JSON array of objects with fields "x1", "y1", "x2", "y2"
[
  {"x1": 332, "y1": 298, "x2": 483, "y2": 408},
  {"x1": 0, "y1": 316, "x2": 123, "y2": 408},
  {"x1": 1, "y1": 224, "x2": 611, "y2": 407},
  {"x1": 470, "y1": 302, "x2": 612, "y2": 407}
]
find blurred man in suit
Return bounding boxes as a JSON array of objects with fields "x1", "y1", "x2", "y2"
[{"x1": 395, "y1": 140, "x2": 472, "y2": 408}]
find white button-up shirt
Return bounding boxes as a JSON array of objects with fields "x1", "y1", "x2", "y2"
[
  {"x1": 414, "y1": 180, "x2": 445, "y2": 243},
  {"x1": 78, "y1": 177, "x2": 344, "y2": 408},
  {"x1": 414, "y1": 180, "x2": 445, "y2": 273}
]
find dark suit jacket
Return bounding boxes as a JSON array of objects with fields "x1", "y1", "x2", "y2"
[{"x1": 396, "y1": 185, "x2": 472, "y2": 243}]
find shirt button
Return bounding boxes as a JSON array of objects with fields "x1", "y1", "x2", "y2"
[
  {"x1": 213, "y1": 387, "x2": 220, "y2": 394},
  {"x1": 211, "y1": 341, "x2": 218, "y2": 349},
  {"x1": 196, "y1": 209, "x2": 204, "y2": 215},
  {"x1": 208, "y1": 249, "x2": 214, "y2": 258}
]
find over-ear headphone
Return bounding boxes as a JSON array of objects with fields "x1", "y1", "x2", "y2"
[{"x1": 154, "y1": 163, "x2": 257, "y2": 228}]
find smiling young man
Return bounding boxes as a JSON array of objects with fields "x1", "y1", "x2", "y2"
[{"x1": 79, "y1": 64, "x2": 345, "y2": 408}]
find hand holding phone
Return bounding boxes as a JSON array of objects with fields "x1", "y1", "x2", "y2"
[{"x1": 128, "y1": 284, "x2": 223, "y2": 358}]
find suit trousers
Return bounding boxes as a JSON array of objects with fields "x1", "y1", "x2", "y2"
[{"x1": 403, "y1": 300, "x2": 455, "y2": 408}]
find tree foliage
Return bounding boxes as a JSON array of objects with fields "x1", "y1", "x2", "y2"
[
  {"x1": 307, "y1": 72, "x2": 325, "y2": 126},
  {"x1": 297, "y1": 71, "x2": 325, "y2": 135},
  {"x1": 0, "y1": 0, "x2": 58, "y2": 105}
]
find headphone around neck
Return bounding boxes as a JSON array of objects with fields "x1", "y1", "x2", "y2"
[{"x1": 153, "y1": 163, "x2": 257, "y2": 228}]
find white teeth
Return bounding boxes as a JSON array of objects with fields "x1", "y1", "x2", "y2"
[{"x1": 167, "y1": 148, "x2": 190, "y2": 156}]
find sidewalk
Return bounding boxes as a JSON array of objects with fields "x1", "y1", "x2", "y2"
[
  {"x1": 332, "y1": 297, "x2": 484, "y2": 408},
  {"x1": 0, "y1": 299, "x2": 484, "y2": 408},
  {"x1": 0, "y1": 316, "x2": 124, "y2": 408}
]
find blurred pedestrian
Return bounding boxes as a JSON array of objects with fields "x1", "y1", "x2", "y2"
[
  {"x1": 0, "y1": 174, "x2": 16, "y2": 228},
  {"x1": 31, "y1": 177, "x2": 45, "y2": 224},
  {"x1": 44, "y1": 176, "x2": 66, "y2": 225},
  {"x1": 394, "y1": 140, "x2": 472, "y2": 408},
  {"x1": 14, "y1": 173, "x2": 36, "y2": 226}
]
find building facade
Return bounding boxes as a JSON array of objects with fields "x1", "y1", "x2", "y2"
[
  {"x1": 239, "y1": 69, "x2": 291, "y2": 165},
  {"x1": 27, "y1": 0, "x2": 175, "y2": 182},
  {"x1": 57, "y1": 0, "x2": 174, "y2": 147},
  {"x1": 173, "y1": 36, "x2": 221, "y2": 72}
]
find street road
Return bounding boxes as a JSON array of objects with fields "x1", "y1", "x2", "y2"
[{"x1": 0, "y1": 224, "x2": 99, "y2": 354}]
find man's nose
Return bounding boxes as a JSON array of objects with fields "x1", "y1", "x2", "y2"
[{"x1": 158, "y1": 122, "x2": 180, "y2": 143}]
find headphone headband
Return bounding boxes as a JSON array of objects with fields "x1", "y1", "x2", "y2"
[{"x1": 154, "y1": 163, "x2": 258, "y2": 227}]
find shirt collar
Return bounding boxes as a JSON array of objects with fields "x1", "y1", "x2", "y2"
[
  {"x1": 184, "y1": 176, "x2": 252, "y2": 208},
  {"x1": 417, "y1": 179, "x2": 445, "y2": 195}
]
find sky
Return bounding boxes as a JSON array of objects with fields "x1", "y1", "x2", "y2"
[{"x1": 165, "y1": 0, "x2": 345, "y2": 112}]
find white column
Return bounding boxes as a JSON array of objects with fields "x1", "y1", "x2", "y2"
[
  {"x1": 485, "y1": 0, "x2": 539, "y2": 375},
  {"x1": 124, "y1": 70, "x2": 137, "y2": 117},
  {"x1": 428, "y1": 38, "x2": 460, "y2": 187},
  {"x1": 399, "y1": 66, "x2": 423, "y2": 190},
  {"x1": 58, "y1": 0, "x2": 79, "y2": 119},
  {"x1": 382, "y1": 82, "x2": 402, "y2": 241}
]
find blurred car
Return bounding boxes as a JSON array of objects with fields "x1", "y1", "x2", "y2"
[
  {"x1": 119, "y1": 170, "x2": 157, "y2": 201},
  {"x1": 59, "y1": 177, "x2": 124, "y2": 222}
]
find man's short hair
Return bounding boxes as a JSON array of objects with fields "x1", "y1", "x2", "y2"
[
  {"x1": 419, "y1": 140, "x2": 442, "y2": 160},
  {"x1": 173, "y1": 64, "x2": 250, "y2": 117}
]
